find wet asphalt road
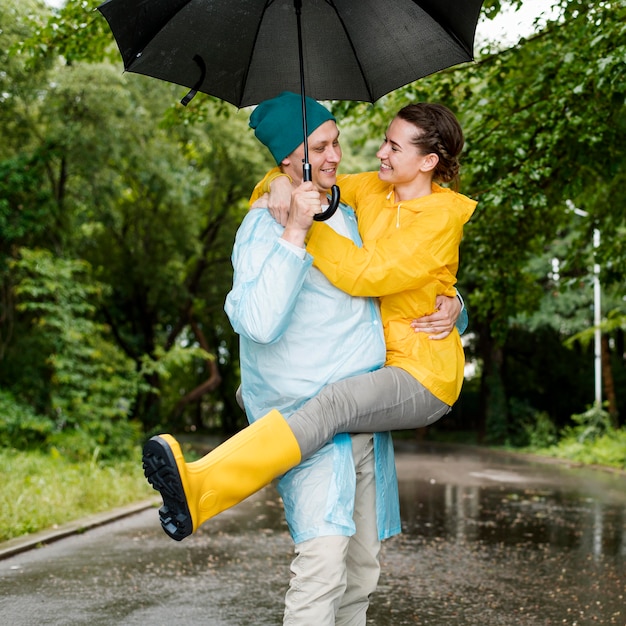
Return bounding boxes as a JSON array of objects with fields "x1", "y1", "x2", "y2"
[{"x1": 1, "y1": 442, "x2": 624, "y2": 625}]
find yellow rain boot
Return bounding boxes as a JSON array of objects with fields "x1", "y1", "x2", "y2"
[{"x1": 142, "y1": 409, "x2": 301, "y2": 541}]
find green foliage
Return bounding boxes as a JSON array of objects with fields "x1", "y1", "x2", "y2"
[
  {"x1": 13, "y1": 0, "x2": 118, "y2": 67},
  {"x1": 528, "y1": 405, "x2": 626, "y2": 469},
  {"x1": 483, "y1": 366, "x2": 508, "y2": 444},
  {"x1": 0, "y1": 390, "x2": 55, "y2": 449},
  {"x1": 139, "y1": 344, "x2": 214, "y2": 382},
  {"x1": 565, "y1": 308, "x2": 626, "y2": 349},
  {"x1": 2, "y1": 0, "x2": 266, "y2": 438},
  {"x1": 10, "y1": 248, "x2": 142, "y2": 459},
  {"x1": 48, "y1": 417, "x2": 143, "y2": 463},
  {"x1": 519, "y1": 408, "x2": 558, "y2": 450},
  {"x1": 563, "y1": 405, "x2": 614, "y2": 444},
  {"x1": 0, "y1": 151, "x2": 54, "y2": 246},
  {"x1": 502, "y1": 325, "x2": 595, "y2": 427},
  {"x1": 464, "y1": 0, "x2": 625, "y2": 339},
  {"x1": 543, "y1": 429, "x2": 626, "y2": 470}
]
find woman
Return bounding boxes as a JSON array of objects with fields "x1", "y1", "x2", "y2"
[{"x1": 144, "y1": 102, "x2": 476, "y2": 541}]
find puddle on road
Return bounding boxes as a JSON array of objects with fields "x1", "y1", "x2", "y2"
[
  {"x1": 367, "y1": 447, "x2": 626, "y2": 625},
  {"x1": 399, "y1": 476, "x2": 626, "y2": 554}
]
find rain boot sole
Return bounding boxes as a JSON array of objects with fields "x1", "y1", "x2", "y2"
[{"x1": 142, "y1": 436, "x2": 193, "y2": 541}]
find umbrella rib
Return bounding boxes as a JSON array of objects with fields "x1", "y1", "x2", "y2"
[
  {"x1": 413, "y1": 0, "x2": 475, "y2": 58},
  {"x1": 324, "y1": 0, "x2": 375, "y2": 101},
  {"x1": 238, "y1": 0, "x2": 276, "y2": 107}
]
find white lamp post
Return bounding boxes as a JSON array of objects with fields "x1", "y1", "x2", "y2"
[{"x1": 567, "y1": 201, "x2": 602, "y2": 408}]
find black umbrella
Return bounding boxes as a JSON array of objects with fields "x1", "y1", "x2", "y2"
[{"x1": 97, "y1": 0, "x2": 484, "y2": 219}]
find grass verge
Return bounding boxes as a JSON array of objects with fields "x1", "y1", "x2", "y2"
[
  {"x1": 534, "y1": 428, "x2": 626, "y2": 469},
  {"x1": 0, "y1": 447, "x2": 154, "y2": 543}
]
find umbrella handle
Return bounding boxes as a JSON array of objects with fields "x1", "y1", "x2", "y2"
[
  {"x1": 303, "y1": 161, "x2": 340, "y2": 221},
  {"x1": 314, "y1": 185, "x2": 341, "y2": 222}
]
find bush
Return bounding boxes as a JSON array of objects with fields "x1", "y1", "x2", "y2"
[
  {"x1": 536, "y1": 405, "x2": 626, "y2": 469},
  {"x1": 522, "y1": 409, "x2": 558, "y2": 449},
  {"x1": 48, "y1": 418, "x2": 143, "y2": 462},
  {"x1": 6, "y1": 248, "x2": 144, "y2": 460},
  {"x1": 0, "y1": 390, "x2": 54, "y2": 449},
  {"x1": 0, "y1": 388, "x2": 142, "y2": 460},
  {"x1": 563, "y1": 405, "x2": 613, "y2": 443},
  {"x1": 543, "y1": 428, "x2": 626, "y2": 469}
]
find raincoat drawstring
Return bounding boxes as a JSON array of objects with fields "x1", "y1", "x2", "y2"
[{"x1": 386, "y1": 189, "x2": 401, "y2": 228}]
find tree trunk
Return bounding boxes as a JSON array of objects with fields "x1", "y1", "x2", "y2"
[
  {"x1": 170, "y1": 318, "x2": 222, "y2": 420},
  {"x1": 477, "y1": 322, "x2": 508, "y2": 444},
  {"x1": 601, "y1": 333, "x2": 618, "y2": 426}
]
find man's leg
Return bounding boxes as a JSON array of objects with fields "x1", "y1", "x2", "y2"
[
  {"x1": 336, "y1": 434, "x2": 381, "y2": 626},
  {"x1": 283, "y1": 535, "x2": 350, "y2": 626}
]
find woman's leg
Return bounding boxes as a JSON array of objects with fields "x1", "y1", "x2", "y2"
[
  {"x1": 143, "y1": 367, "x2": 447, "y2": 540},
  {"x1": 143, "y1": 409, "x2": 301, "y2": 541},
  {"x1": 288, "y1": 366, "x2": 449, "y2": 460}
]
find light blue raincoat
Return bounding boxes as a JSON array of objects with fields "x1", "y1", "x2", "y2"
[{"x1": 225, "y1": 203, "x2": 401, "y2": 544}]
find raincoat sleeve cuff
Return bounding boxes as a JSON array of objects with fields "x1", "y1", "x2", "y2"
[
  {"x1": 278, "y1": 238, "x2": 307, "y2": 259},
  {"x1": 455, "y1": 289, "x2": 465, "y2": 312},
  {"x1": 249, "y1": 167, "x2": 290, "y2": 205},
  {"x1": 454, "y1": 289, "x2": 469, "y2": 335},
  {"x1": 262, "y1": 170, "x2": 292, "y2": 194}
]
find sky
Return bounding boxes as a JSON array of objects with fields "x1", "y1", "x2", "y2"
[{"x1": 476, "y1": 0, "x2": 559, "y2": 46}]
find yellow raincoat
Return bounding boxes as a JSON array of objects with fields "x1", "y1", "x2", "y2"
[{"x1": 251, "y1": 169, "x2": 477, "y2": 405}]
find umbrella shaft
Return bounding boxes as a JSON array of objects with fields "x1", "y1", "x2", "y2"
[{"x1": 294, "y1": 0, "x2": 310, "y2": 179}]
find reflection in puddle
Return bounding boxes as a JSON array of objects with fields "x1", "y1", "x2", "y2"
[
  {"x1": 399, "y1": 479, "x2": 626, "y2": 557},
  {"x1": 366, "y1": 447, "x2": 626, "y2": 625}
]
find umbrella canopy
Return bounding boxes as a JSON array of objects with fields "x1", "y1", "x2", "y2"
[
  {"x1": 98, "y1": 0, "x2": 484, "y2": 220},
  {"x1": 97, "y1": 0, "x2": 484, "y2": 108}
]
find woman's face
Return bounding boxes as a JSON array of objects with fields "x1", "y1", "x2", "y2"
[{"x1": 376, "y1": 117, "x2": 432, "y2": 186}]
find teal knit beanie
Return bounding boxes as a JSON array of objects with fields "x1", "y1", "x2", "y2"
[{"x1": 250, "y1": 91, "x2": 335, "y2": 165}]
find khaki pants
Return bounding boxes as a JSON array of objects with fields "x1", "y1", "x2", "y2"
[{"x1": 283, "y1": 434, "x2": 380, "y2": 626}]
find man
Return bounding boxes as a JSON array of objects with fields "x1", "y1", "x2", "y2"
[
  {"x1": 228, "y1": 91, "x2": 400, "y2": 624},
  {"x1": 231, "y1": 93, "x2": 464, "y2": 622}
]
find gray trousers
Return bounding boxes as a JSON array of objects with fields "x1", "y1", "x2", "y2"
[{"x1": 289, "y1": 366, "x2": 450, "y2": 460}]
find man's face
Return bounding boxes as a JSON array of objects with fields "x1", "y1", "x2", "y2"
[{"x1": 284, "y1": 120, "x2": 342, "y2": 192}]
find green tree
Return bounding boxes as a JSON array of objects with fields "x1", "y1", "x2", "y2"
[
  {"x1": 461, "y1": 0, "x2": 625, "y2": 439},
  {"x1": 8, "y1": 248, "x2": 142, "y2": 459},
  {"x1": 1, "y1": 0, "x2": 270, "y2": 441}
]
